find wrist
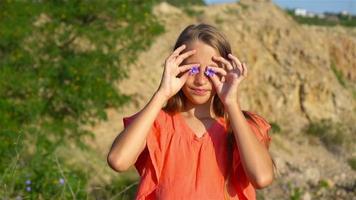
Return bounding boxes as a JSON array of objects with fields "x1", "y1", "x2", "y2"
[
  {"x1": 154, "y1": 90, "x2": 169, "y2": 106},
  {"x1": 224, "y1": 101, "x2": 241, "y2": 111}
]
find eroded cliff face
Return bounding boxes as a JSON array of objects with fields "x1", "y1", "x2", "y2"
[
  {"x1": 197, "y1": 0, "x2": 355, "y2": 131},
  {"x1": 91, "y1": 1, "x2": 355, "y2": 199}
]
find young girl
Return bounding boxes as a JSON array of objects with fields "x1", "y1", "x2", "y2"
[{"x1": 108, "y1": 23, "x2": 275, "y2": 200}]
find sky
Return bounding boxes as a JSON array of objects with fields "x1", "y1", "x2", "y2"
[{"x1": 204, "y1": 0, "x2": 356, "y2": 15}]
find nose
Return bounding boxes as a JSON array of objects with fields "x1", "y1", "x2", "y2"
[{"x1": 193, "y1": 66, "x2": 209, "y2": 85}]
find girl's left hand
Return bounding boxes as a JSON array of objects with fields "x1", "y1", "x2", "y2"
[{"x1": 207, "y1": 53, "x2": 247, "y2": 107}]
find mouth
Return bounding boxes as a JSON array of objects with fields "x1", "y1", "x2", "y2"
[{"x1": 190, "y1": 87, "x2": 209, "y2": 96}]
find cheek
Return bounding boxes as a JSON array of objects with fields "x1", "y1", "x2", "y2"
[
  {"x1": 181, "y1": 85, "x2": 191, "y2": 101},
  {"x1": 184, "y1": 75, "x2": 195, "y2": 86}
]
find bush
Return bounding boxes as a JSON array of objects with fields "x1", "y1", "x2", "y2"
[
  {"x1": 0, "y1": 0, "x2": 164, "y2": 198},
  {"x1": 270, "y1": 122, "x2": 281, "y2": 133},
  {"x1": 347, "y1": 157, "x2": 356, "y2": 171}
]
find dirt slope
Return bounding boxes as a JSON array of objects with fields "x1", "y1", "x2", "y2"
[{"x1": 88, "y1": 1, "x2": 356, "y2": 199}]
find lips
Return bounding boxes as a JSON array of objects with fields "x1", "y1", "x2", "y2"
[
  {"x1": 192, "y1": 88, "x2": 208, "y2": 92},
  {"x1": 191, "y1": 87, "x2": 209, "y2": 95}
]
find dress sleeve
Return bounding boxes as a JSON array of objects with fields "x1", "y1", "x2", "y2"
[
  {"x1": 231, "y1": 111, "x2": 272, "y2": 199},
  {"x1": 245, "y1": 111, "x2": 272, "y2": 149},
  {"x1": 122, "y1": 109, "x2": 167, "y2": 196}
]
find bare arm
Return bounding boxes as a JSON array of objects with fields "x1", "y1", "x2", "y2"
[
  {"x1": 226, "y1": 103, "x2": 274, "y2": 189},
  {"x1": 107, "y1": 91, "x2": 167, "y2": 172},
  {"x1": 208, "y1": 53, "x2": 274, "y2": 188},
  {"x1": 107, "y1": 44, "x2": 198, "y2": 172}
]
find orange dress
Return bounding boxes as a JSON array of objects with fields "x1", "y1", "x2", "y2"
[{"x1": 122, "y1": 109, "x2": 272, "y2": 200}]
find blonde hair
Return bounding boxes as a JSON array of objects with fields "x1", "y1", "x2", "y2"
[{"x1": 163, "y1": 23, "x2": 275, "y2": 199}]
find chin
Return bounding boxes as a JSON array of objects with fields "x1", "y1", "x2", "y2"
[
  {"x1": 189, "y1": 97, "x2": 210, "y2": 105},
  {"x1": 184, "y1": 92, "x2": 214, "y2": 105}
]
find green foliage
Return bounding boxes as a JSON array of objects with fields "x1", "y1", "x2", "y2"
[
  {"x1": 285, "y1": 9, "x2": 356, "y2": 27},
  {"x1": 347, "y1": 157, "x2": 356, "y2": 171},
  {"x1": 161, "y1": 0, "x2": 205, "y2": 7},
  {"x1": 318, "y1": 179, "x2": 330, "y2": 189},
  {"x1": 92, "y1": 175, "x2": 139, "y2": 200},
  {"x1": 238, "y1": 1, "x2": 249, "y2": 10},
  {"x1": 184, "y1": 7, "x2": 204, "y2": 17},
  {"x1": 270, "y1": 122, "x2": 281, "y2": 133},
  {"x1": 330, "y1": 62, "x2": 346, "y2": 87},
  {"x1": 215, "y1": 16, "x2": 224, "y2": 24},
  {"x1": 287, "y1": 182, "x2": 303, "y2": 200},
  {"x1": 1, "y1": 139, "x2": 89, "y2": 199},
  {"x1": 0, "y1": 0, "x2": 164, "y2": 199},
  {"x1": 224, "y1": 7, "x2": 240, "y2": 16},
  {"x1": 290, "y1": 187, "x2": 303, "y2": 200},
  {"x1": 304, "y1": 119, "x2": 353, "y2": 154},
  {"x1": 158, "y1": 0, "x2": 206, "y2": 18}
]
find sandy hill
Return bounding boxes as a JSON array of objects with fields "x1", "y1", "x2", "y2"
[{"x1": 87, "y1": 1, "x2": 356, "y2": 199}]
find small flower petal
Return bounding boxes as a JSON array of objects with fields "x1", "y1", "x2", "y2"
[
  {"x1": 205, "y1": 67, "x2": 216, "y2": 77},
  {"x1": 189, "y1": 66, "x2": 199, "y2": 75},
  {"x1": 59, "y1": 178, "x2": 65, "y2": 185}
]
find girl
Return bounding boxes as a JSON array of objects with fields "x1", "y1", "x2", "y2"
[{"x1": 108, "y1": 23, "x2": 275, "y2": 200}]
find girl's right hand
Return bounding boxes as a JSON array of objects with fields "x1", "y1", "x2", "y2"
[{"x1": 157, "y1": 44, "x2": 200, "y2": 100}]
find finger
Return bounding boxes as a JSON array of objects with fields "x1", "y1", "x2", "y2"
[
  {"x1": 212, "y1": 56, "x2": 233, "y2": 71},
  {"x1": 175, "y1": 49, "x2": 196, "y2": 65},
  {"x1": 176, "y1": 63, "x2": 200, "y2": 76},
  {"x1": 206, "y1": 66, "x2": 227, "y2": 77},
  {"x1": 168, "y1": 44, "x2": 186, "y2": 61},
  {"x1": 178, "y1": 70, "x2": 190, "y2": 87},
  {"x1": 242, "y1": 62, "x2": 248, "y2": 77},
  {"x1": 228, "y1": 54, "x2": 242, "y2": 66},
  {"x1": 228, "y1": 54, "x2": 243, "y2": 72},
  {"x1": 221, "y1": 76, "x2": 225, "y2": 82},
  {"x1": 207, "y1": 71, "x2": 221, "y2": 90}
]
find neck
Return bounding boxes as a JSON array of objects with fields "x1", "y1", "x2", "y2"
[{"x1": 182, "y1": 96, "x2": 216, "y2": 119}]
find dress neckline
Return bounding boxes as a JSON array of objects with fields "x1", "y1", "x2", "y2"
[{"x1": 176, "y1": 112, "x2": 220, "y2": 141}]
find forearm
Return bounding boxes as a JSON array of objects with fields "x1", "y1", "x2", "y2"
[
  {"x1": 225, "y1": 103, "x2": 273, "y2": 188},
  {"x1": 107, "y1": 90, "x2": 167, "y2": 171}
]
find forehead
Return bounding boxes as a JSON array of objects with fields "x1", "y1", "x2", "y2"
[{"x1": 183, "y1": 41, "x2": 221, "y2": 65}]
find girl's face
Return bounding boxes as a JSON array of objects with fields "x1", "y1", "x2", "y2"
[{"x1": 181, "y1": 40, "x2": 221, "y2": 105}]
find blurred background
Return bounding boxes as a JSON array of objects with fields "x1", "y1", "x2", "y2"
[{"x1": 0, "y1": 0, "x2": 355, "y2": 199}]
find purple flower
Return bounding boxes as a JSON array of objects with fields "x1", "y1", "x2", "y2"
[
  {"x1": 189, "y1": 66, "x2": 199, "y2": 75},
  {"x1": 26, "y1": 186, "x2": 31, "y2": 192},
  {"x1": 59, "y1": 178, "x2": 65, "y2": 185},
  {"x1": 25, "y1": 180, "x2": 31, "y2": 185},
  {"x1": 205, "y1": 67, "x2": 215, "y2": 77}
]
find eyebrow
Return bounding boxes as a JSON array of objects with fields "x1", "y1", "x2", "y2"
[
  {"x1": 184, "y1": 61, "x2": 219, "y2": 67},
  {"x1": 208, "y1": 62, "x2": 222, "y2": 68}
]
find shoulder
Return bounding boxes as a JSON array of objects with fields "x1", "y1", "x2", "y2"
[
  {"x1": 243, "y1": 110, "x2": 271, "y2": 131},
  {"x1": 123, "y1": 109, "x2": 170, "y2": 127}
]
